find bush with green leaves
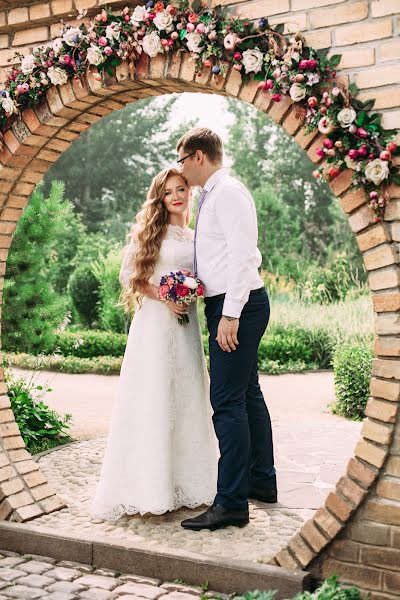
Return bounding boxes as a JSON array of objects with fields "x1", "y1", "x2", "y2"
[
  {"x1": 67, "y1": 263, "x2": 100, "y2": 328},
  {"x1": 332, "y1": 341, "x2": 373, "y2": 420},
  {"x1": 53, "y1": 329, "x2": 127, "y2": 358},
  {"x1": 4, "y1": 361, "x2": 72, "y2": 454},
  {"x1": 258, "y1": 324, "x2": 334, "y2": 370},
  {"x1": 295, "y1": 254, "x2": 364, "y2": 305},
  {"x1": 232, "y1": 576, "x2": 365, "y2": 600},
  {"x1": 92, "y1": 248, "x2": 129, "y2": 333},
  {"x1": 3, "y1": 181, "x2": 69, "y2": 354}
]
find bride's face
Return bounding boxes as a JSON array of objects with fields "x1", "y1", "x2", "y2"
[{"x1": 163, "y1": 175, "x2": 190, "y2": 217}]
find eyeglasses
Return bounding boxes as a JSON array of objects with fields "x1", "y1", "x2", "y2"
[{"x1": 177, "y1": 151, "x2": 196, "y2": 165}]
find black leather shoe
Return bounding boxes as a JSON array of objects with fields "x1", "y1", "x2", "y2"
[
  {"x1": 248, "y1": 486, "x2": 278, "y2": 503},
  {"x1": 181, "y1": 504, "x2": 249, "y2": 531}
]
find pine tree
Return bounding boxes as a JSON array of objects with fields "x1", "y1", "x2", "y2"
[{"x1": 3, "y1": 181, "x2": 71, "y2": 354}]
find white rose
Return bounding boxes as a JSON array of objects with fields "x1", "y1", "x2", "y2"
[
  {"x1": 345, "y1": 155, "x2": 361, "y2": 171},
  {"x1": 1, "y1": 95, "x2": 17, "y2": 115},
  {"x1": 52, "y1": 38, "x2": 63, "y2": 56},
  {"x1": 183, "y1": 277, "x2": 198, "y2": 290},
  {"x1": 337, "y1": 107, "x2": 357, "y2": 128},
  {"x1": 47, "y1": 66, "x2": 68, "y2": 86},
  {"x1": 63, "y1": 27, "x2": 83, "y2": 46},
  {"x1": 318, "y1": 116, "x2": 335, "y2": 134},
  {"x1": 289, "y1": 82, "x2": 306, "y2": 102},
  {"x1": 365, "y1": 158, "x2": 390, "y2": 185},
  {"x1": 241, "y1": 47, "x2": 263, "y2": 74},
  {"x1": 131, "y1": 5, "x2": 148, "y2": 25},
  {"x1": 142, "y1": 31, "x2": 163, "y2": 58},
  {"x1": 185, "y1": 32, "x2": 203, "y2": 54},
  {"x1": 87, "y1": 45, "x2": 104, "y2": 66},
  {"x1": 153, "y1": 10, "x2": 174, "y2": 32},
  {"x1": 21, "y1": 54, "x2": 36, "y2": 74},
  {"x1": 106, "y1": 21, "x2": 121, "y2": 42}
]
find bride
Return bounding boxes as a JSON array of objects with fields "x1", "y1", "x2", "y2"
[{"x1": 90, "y1": 167, "x2": 217, "y2": 521}]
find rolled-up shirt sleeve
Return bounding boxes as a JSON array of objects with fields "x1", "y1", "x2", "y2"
[{"x1": 215, "y1": 185, "x2": 259, "y2": 318}]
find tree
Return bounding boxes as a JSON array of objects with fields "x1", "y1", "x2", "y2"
[
  {"x1": 3, "y1": 182, "x2": 70, "y2": 353},
  {"x1": 43, "y1": 95, "x2": 194, "y2": 239},
  {"x1": 225, "y1": 99, "x2": 364, "y2": 276}
]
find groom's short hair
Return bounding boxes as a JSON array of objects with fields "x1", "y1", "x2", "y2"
[{"x1": 176, "y1": 128, "x2": 223, "y2": 164}]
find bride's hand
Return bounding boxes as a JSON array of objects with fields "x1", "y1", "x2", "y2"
[{"x1": 165, "y1": 300, "x2": 189, "y2": 317}]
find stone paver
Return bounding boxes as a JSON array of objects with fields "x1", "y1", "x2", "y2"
[
  {"x1": 11, "y1": 369, "x2": 361, "y2": 564},
  {"x1": 0, "y1": 550, "x2": 214, "y2": 600}
]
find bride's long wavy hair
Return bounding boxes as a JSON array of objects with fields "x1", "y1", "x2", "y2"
[{"x1": 120, "y1": 167, "x2": 190, "y2": 312}]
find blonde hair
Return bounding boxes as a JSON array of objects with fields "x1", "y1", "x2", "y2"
[{"x1": 120, "y1": 167, "x2": 190, "y2": 312}]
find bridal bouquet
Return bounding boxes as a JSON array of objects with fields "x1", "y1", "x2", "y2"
[{"x1": 158, "y1": 270, "x2": 205, "y2": 325}]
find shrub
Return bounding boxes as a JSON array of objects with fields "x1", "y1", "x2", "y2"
[
  {"x1": 295, "y1": 254, "x2": 364, "y2": 305},
  {"x1": 2, "y1": 181, "x2": 69, "y2": 354},
  {"x1": 4, "y1": 361, "x2": 72, "y2": 453},
  {"x1": 53, "y1": 329, "x2": 127, "y2": 358},
  {"x1": 5, "y1": 352, "x2": 122, "y2": 375},
  {"x1": 233, "y1": 576, "x2": 365, "y2": 600},
  {"x1": 68, "y1": 264, "x2": 100, "y2": 328},
  {"x1": 92, "y1": 248, "x2": 128, "y2": 333},
  {"x1": 258, "y1": 324, "x2": 334, "y2": 369},
  {"x1": 332, "y1": 341, "x2": 373, "y2": 420}
]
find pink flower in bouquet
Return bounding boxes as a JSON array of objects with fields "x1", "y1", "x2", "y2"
[
  {"x1": 167, "y1": 276, "x2": 174, "y2": 285},
  {"x1": 197, "y1": 284, "x2": 205, "y2": 296},
  {"x1": 159, "y1": 285, "x2": 169, "y2": 298},
  {"x1": 176, "y1": 284, "x2": 190, "y2": 298},
  {"x1": 181, "y1": 269, "x2": 190, "y2": 276},
  {"x1": 98, "y1": 36, "x2": 108, "y2": 46}
]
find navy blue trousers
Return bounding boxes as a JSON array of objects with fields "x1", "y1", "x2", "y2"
[{"x1": 205, "y1": 287, "x2": 276, "y2": 511}]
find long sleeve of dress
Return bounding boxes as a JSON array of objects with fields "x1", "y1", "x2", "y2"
[{"x1": 119, "y1": 234, "x2": 138, "y2": 290}]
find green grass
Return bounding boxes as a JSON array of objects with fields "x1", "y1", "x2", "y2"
[{"x1": 268, "y1": 294, "x2": 374, "y2": 344}]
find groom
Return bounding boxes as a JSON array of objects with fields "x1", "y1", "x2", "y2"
[{"x1": 176, "y1": 128, "x2": 277, "y2": 531}]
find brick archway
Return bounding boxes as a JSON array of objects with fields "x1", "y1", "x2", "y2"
[{"x1": 0, "y1": 1, "x2": 400, "y2": 597}]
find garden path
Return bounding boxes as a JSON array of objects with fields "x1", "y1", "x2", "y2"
[{"x1": 9, "y1": 369, "x2": 361, "y2": 564}]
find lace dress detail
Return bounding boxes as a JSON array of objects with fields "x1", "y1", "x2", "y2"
[{"x1": 90, "y1": 225, "x2": 218, "y2": 521}]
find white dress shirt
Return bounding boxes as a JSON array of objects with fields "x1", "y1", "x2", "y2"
[{"x1": 196, "y1": 168, "x2": 264, "y2": 318}]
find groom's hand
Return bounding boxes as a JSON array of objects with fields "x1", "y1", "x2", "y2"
[{"x1": 216, "y1": 317, "x2": 239, "y2": 352}]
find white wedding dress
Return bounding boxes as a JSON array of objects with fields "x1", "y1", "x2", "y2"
[{"x1": 90, "y1": 224, "x2": 218, "y2": 521}]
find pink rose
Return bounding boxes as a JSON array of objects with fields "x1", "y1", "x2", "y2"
[
  {"x1": 98, "y1": 36, "x2": 107, "y2": 46},
  {"x1": 159, "y1": 285, "x2": 169, "y2": 298},
  {"x1": 308, "y1": 59, "x2": 318, "y2": 70},
  {"x1": 104, "y1": 46, "x2": 113, "y2": 55},
  {"x1": 176, "y1": 284, "x2": 190, "y2": 298},
  {"x1": 299, "y1": 59, "x2": 309, "y2": 70},
  {"x1": 167, "y1": 277, "x2": 174, "y2": 285}
]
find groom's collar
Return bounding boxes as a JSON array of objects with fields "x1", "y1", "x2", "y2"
[{"x1": 203, "y1": 167, "x2": 229, "y2": 193}]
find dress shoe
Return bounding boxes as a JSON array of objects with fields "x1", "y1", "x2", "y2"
[
  {"x1": 248, "y1": 486, "x2": 278, "y2": 503},
  {"x1": 181, "y1": 503, "x2": 249, "y2": 531}
]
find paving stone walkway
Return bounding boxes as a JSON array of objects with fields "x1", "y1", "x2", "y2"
[
  {"x1": 11, "y1": 369, "x2": 362, "y2": 565},
  {"x1": 0, "y1": 549, "x2": 226, "y2": 600}
]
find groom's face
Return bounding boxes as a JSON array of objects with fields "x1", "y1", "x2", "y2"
[{"x1": 178, "y1": 148, "x2": 200, "y2": 187}]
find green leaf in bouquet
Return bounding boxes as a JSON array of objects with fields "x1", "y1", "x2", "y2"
[
  {"x1": 253, "y1": 72, "x2": 265, "y2": 81},
  {"x1": 391, "y1": 173, "x2": 400, "y2": 185},
  {"x1": 191, "y1": 0, "x2": 202, "y2": 13},
  {"x1": 329, "y1": 53, "x2": 341, "y2": 67},
  {"x1": 355, "y1": 111, "x2": 367, "y2": 125},
  {"x1": 348, "y1": 82, "x2": 359, "y2": 97},
  {"x1": 362, "y1": 98, "x2": 375, "y2": 112},
  {"x1": 180, "y1": 28, "x2": 188, "y2": 40},
  {"x1": 273, "y1": 23, "x2": 284, "y2": 34}
]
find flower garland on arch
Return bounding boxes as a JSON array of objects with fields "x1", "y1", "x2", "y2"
[{"x1": 0, "y1": 0, "x2": 399, "y2": 220}]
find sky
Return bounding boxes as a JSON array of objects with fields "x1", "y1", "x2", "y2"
[{"x1": 170, "y1": 92, "x2": 235, "y2": 142}]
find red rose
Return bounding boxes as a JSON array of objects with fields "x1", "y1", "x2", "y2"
[
  {"x1": 176, "y1": 284, "x2": 190, "y2": 298},
  {"x1": 197, "y1": 284, "x2": 205, "y2": 297}
]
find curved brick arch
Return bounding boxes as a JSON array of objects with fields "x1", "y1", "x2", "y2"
[{"x1": 0, "y1": 1, "x2": 400, "y2": 597}]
